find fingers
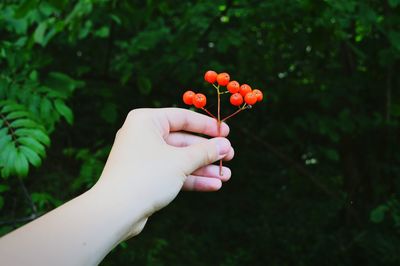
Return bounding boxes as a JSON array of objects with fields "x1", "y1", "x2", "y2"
[
  {"x1": 192, "y1": 165, "x2": 231, "y2": 182},
  {"x1": 165, "y1": 132, "x2": 206, "y2": 147},
  {"x1": 166, "y1": 133, "x2": 235, "y2": 161},
  {"x1": 182, "y1": 164, "x2": 232, "y2": 191},
  {"x1": 182, "y1": 176, "x2": 222, "y2": 191},
  {"x1": 160, "y1": 108, "x2": 230, "y2": 137},
  {"x1": 179, "y1": 137, "x2": 231, "y2": 174}
]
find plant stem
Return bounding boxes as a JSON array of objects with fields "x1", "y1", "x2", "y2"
[
  {"x1": 201, "y1": 107, "x2": 217, "y2": 119},
  {"x1": 217, "y1": 85, "x2": 223, "y2": 176},
  {"x1": 222, "y1": 104, "x2": 248, "y2": 122},
  {"x1": 0, "y1": 112, "x2": 17, "y2": 142}
]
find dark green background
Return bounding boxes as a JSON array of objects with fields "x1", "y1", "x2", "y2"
[{"x1": 1, "y1": 0, "x2": 400, "y2": 265}]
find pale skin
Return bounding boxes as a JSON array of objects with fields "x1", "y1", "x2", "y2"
[{"x1": 0, "y1": 108, "x2": 234, "y2": 266}]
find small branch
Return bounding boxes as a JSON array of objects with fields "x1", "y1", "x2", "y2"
[
  {"x1": 217, "y1": 85, "x2": 223, "y2": 176},
  {"x1": 0, "y1": 213, "x2": 40, "y2": 226},
  {"x1": 201, "y1": 107, "x2": 217, "y2": 119},
  {"x1": 17, "y1": 177, "x2": 38, "y2": 216},
  {"x1": 222, "y1": 107, "x2": 244, "y2": 122},
  {"x1": 0, "y1": 112, "x2": 18, "y2": 142}
]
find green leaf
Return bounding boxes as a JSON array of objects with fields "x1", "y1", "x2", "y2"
[
  {"x1": 0, "y1": 134, "x2": 12, "y2": 151},
  {"x1": 20, "y1": 146, "x2": 42, "y2": 167},
  {"x1": 1, "y1": 102, "x2": 25, "y2": 113},
  {"x1": 6, "y1": 111, "x2": 30, "y2": 120},
  {"x1": 10, "y1": 119, "x2": 37, "y2": 128},
  {"x1": 54, "y1": 99, "x2": 73, "y2": 124},
  {"x1": 14, "y1": 151, "x2": 29, "y2": 177},
  {"x1": 94, "y1": 26, "x2": 110, "y2": 38},
  {"x1": 2, "y1": 143, "x2": 17, "y2": 177},
  {"x1": 15, "y1": 128, "x2": 50, "y2": 146},
  {"x1": 46, "y1": 72, "x2": 84, "y2": 93},
  {"x1": 370, "y1": 205, "x2": 389, "y2": 223},
  {"x1": 14, "y1": 0, "x2": 38, "y2": 18},
  {"x1": 40, "y1": 98, "x2": 53, "y2": 119},
  {"x1": 1, "y1": 142, "x2": 15, "y2": 163},
  {"x1": 110, "y1": 14, "x2": 122, "y2": 25},
  {"x1": 17, "y1": 137, "x2": 45, "y2": 157},
  {"x1": 34, "y1": 22, "x2": 48, "y2": 46}
]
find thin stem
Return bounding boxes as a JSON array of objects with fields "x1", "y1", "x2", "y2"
[
  {"x1": 18, "y1": 177, "x2": 38, "y2": 216},
  {"x1": 201, "y1": 107, "x2": 217, "y2": 119},
  {"x1": 212, "y1": 83, "x2": 219, "y2": 90},
  {"x1": 221, "y1": 104, "x2": 248, "y2": 122},
  {"x1": 217, "y1": 85, "x2": 223, "y2": 176},
  {"x1": 0, "y1": 213, "x2": 40, "y2": 226},
  {"x1": 0, "y1": 112, "x2": 17, "y2": 142},
  {"x1": 217, "y1": 85, "x2": 221, "y2": 122}
]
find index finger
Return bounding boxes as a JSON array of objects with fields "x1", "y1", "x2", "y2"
[{"x1": 159, "y1": 108, "x2": 230, "y2": 137}]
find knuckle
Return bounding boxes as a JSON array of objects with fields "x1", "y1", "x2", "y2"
[
  {"x1": 125, "y1": 108, "x2": 149, "y2": 126},
  {"x1": 204, "y1": 144, "x2": 216, "y2": 165}
]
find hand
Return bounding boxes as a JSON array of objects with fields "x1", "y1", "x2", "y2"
[
  {"x1": 0, "y1": 108, "x2": 234, "y2": 266},
  {"x1": 93, "y1": 108, "x2": 234, "y2": 233}
]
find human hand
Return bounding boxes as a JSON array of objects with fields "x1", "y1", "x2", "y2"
[
  {"x1": 93, "y1": 108, "x2": 234, "y2": 236},
  {"x1": 0, "y1": 108, "x2": 234, "y2": 266}
]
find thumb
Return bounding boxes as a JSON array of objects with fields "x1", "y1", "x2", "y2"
[{"x1": 179, "y1": 137, "x2": 231, "y2": 174}]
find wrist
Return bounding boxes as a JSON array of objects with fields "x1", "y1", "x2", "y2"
[{"x1": 89, "y1": 178, "x2": 150, "y2": 241}]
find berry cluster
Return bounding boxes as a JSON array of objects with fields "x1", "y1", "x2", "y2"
[
  {"x1": 182, "y1": 70, "x2": 264, "y2": 175},
  {"x1": 183, "y1": 70, "x2": 263, "y2": 121}
]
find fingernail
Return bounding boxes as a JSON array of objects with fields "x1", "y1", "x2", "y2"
[{"x1": 215, "y1": 138, "x2": 230, "y2": 156}]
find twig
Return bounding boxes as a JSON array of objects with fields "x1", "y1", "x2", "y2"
[
  {"x1": 17, "y1": 177, "x2": 38, "y2": 216},
  {"x1": 0, "y1": 112, "x2": 17, "y2": 142},
  {"x1": 201, "y1": 107, "x2": 216, "y2": 119},
  {"x1": 0, "y1": 213, "x2": 40, "y2": 226}
]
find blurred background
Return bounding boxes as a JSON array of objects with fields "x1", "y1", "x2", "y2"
[{"x1": 0, "y1": 0, "x2": 399, "y2": 265}]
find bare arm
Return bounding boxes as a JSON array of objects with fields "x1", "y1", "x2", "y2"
[{"x1": 0, "y1": 108, "x2": 234, "y2": 266}]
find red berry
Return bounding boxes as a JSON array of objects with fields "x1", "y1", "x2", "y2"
[
  {"x1": 253, "y1": 89, "x2": 263, "y2": 102},
  {"x1": 230, "y1": 93, "x2": 243, "y2": 106},
  {"x1": 227, "y1": 81, "x2": 240, "y2": 93},
  {"x1": 182, "y1": 90, "x2": 195, "y2": 105},
  {"x1": 193, "y1": 93, "x2": 207, "y2": 108},
  {"x1": 239, "y1": 84, "x2": 252, "y2": 97},
  {"x1": 216, "y1": 72, "x2": 230, "y2": 86},
  {"x1": 204, "y1": 70, "x2": 217, "y2": 83},
  {"x1": 244, "y1": 92, "x2": 257, "y2": 105}
]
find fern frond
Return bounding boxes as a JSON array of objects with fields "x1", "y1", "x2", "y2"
[{"x1": 0, "y1": 100, "x2": 50, "y2": 178}]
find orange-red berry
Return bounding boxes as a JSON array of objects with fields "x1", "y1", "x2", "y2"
[
  {"x1": 230, "y1": 93, "x2": 243, "y2": 106},
  {"x1": 244, "y1": 92, "x2": 257, "y2": 105},
  {"x1": 204, "y1": 70, "x2": 218, "y2": 83},
  {"x1": 216, "y1": 72, "x2": 230, "y2": 86},
  {"x1": 227, "y1": 81, "x2": 240, "y2": 93},
  {"x1": 183, "y1": 90, "x2": 195, "y2": 105},
  {"x1": 253, "y1": 89, "x2": 263, "y2": 102},
  {"x1": 239, "y1": 84, "x2": 252, "y2": 97},
  {"x1": 193, "y1": 93, "x2": 207, "y2": 108}
]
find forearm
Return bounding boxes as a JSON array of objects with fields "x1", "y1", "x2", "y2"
[{"x1": 0, "y1": 185, "x2": 147, "y2": 266}]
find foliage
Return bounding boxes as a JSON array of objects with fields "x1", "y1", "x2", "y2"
[{"x1": 0, "y1": 0, "x2": 399, "y2": 265}]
